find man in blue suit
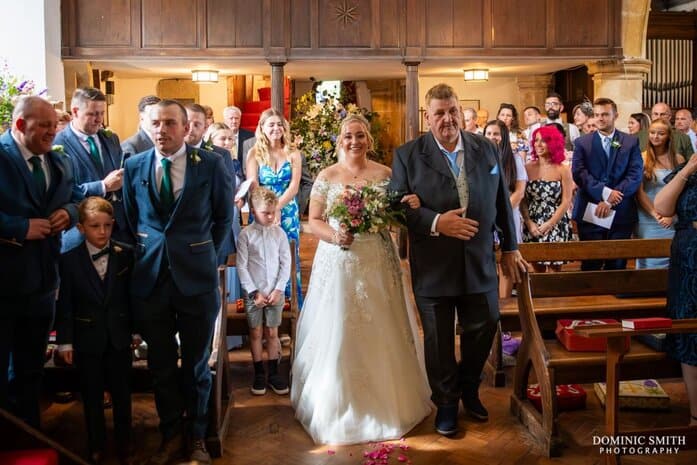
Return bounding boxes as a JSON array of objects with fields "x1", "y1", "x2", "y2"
[
  {"x1": 572, "y1": 97, "x2": 643, "y2": 270},
  {"x1": 122, "y1": 100, "x2": 233, "y2": 465},
  {"x1": 54, "y1": 87, "x2": 127, "y2": 251},
  {"x1": 184, "y1": 103, "x2": 237, "y2": 262},
  {"x1": 0, "y1": 96, "x2": 81, "y2": 428}
]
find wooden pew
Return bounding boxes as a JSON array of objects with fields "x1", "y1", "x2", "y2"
[
  {"x1": 486, "y1": 242, "x2": 667, "y2": 387},
  {"x1": 508, "y1": 238, "x2": 689, "y2": 457}
]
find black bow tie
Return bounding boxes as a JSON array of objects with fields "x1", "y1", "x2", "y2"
[{"x1": 91, "y1": 247, "x2": 110, "y2": 261}]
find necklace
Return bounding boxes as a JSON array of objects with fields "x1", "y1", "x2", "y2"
[{"x1": 342, "y1": 161, "x2": 369, "y2": 179}]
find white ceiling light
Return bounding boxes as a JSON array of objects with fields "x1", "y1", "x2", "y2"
[
  {"x1": 463, "y1": 69, "x2": 489, "y2": 82},
  {"x1": 192, "y1": 69, "x2": 219, "y2": 83}
]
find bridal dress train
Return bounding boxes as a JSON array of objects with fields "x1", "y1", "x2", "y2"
[{"x1": 291, "y1": 180, "x2": 432, "y2": 445}]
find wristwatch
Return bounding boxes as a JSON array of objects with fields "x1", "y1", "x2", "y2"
[{"x1": 248, "y1": 290, "x2": 258, "y2": 300}]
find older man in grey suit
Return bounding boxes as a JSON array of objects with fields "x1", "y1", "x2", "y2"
[
  {"x1": 121, "y1": 95, "x2": 161, "y2": 157},
  {"x1": 391, "y1": 83, "x2": 527, "y2": 436}
]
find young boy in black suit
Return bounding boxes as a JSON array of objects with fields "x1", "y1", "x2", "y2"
[{"x1": 55, "y1": 197, "x2": 135, "y2": 465}]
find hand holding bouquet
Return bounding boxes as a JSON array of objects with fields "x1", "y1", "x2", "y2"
[{"x1": 327, "y1": 184, "x2": 410, "y2": 249}]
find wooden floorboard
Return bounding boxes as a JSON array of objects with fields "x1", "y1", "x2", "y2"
[{"x1": 37, "y1": 227, "x2": 697, "y2": 464}]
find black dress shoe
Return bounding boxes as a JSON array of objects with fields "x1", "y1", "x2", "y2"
[
  {"x1": 434, "y1": 404, "x2": 458, "y2": 436},
  {"x1": 462, "y1": 395, "x2": 489, "y2": 421}
]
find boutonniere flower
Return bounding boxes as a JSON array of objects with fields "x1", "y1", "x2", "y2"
[
  {"x1": 113, "y1": 245, "x2": 123, "y2": 254},
  {"x1": 100, "y1": 127, "x2": 114, "y2": 138},
  {"x1": 51, "y1": 144, "x2": 65, "y2": 154},
  {"x1": 189, "y1": 149, "x2": 202, "y2": 165},
  {"x1": 611, "y1": 140, "x2": 621, "y2": 149},
  {"x1": 203, "y1": 140, "x2": 214, "y2": 151}
]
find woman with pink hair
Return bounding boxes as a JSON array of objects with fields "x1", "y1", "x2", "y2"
[{"x1": 520, "y1": 126, "x2": 574, "y2": 272}]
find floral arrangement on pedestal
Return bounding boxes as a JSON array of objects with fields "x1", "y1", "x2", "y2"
[
  {"x1": 291, "y1": 90, "x2": 385, "y2": 177},
  {"x1": 0, "y1": 62, "x2": 45, "y2": 133}
]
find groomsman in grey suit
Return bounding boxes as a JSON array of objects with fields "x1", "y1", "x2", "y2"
[
  {"x1": 121, "y1": 95, "x2": 161, "y2": 157},
  {"x1": 391, "y1": 83, "x2": 527, "y2": 436}
]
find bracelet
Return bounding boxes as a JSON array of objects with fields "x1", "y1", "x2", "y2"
[
  {"x1": 331, "y1": 231, "x2": 340, "y2": 245},
  {"x1": 679, "y1": 173, "x2": 690, "y2": 182}
]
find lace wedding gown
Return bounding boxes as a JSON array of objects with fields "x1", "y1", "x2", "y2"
[{"x1": 291, "y1": 179, "x2": 432, "y2": 445}]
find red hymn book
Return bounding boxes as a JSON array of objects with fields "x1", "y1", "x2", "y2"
[{"x1": 621, "y1": 317, "x2": 673, "y2": 330}]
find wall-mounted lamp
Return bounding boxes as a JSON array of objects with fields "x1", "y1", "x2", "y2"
[
  {"x1": 463, "y1": 69, "x2": 489, "y2": 82},
  {"x1": 192, "y1": 70, "x2": 219, "y2": 83}
]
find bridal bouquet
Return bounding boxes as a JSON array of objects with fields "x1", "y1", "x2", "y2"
[{"x1": 327, "y1": 184, "x2": 405, "y2": 235}]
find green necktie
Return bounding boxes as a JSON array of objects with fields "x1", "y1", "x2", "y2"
[
  {"x1": 86, "y1": 136, "x2": 103, "y2": 172},
  {"x1": 160, "y1": 158, "x2": 174, "y2": 212},
  {"x1": 28, "y1": 156, "x2": 47, "y2": 197}
]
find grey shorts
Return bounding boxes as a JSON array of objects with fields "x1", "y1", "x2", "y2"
[{"x1": 245, "y1": 296, "x2": 284, "y2": 329}]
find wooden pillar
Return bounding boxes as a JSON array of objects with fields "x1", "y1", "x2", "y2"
[
  {"x1": 270, "y1": 62, "x2": 286, "y2": 114},
  {"x1": 404, "y1": 61, "x2": 420, "y2": 142}
]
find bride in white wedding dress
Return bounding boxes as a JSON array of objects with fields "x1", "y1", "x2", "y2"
[{"x1": 291, "y1": 114, "x2": 432, "y2": 445}]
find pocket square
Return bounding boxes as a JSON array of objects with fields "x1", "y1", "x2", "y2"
[{"x1": 490, "y1": 165, "x2": 499, "y2": 175}]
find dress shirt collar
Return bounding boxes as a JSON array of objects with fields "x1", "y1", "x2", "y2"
[
  {"x1": 155, "y1": 143, "x2": 187, "y2": 163},
  {"x1": 11, "y1": 131, "x2": 41, "y2": 161},
  {"x1": 69, "y1": 122, "x2": 99, "y2": 143},
  {"x1": 248, "y1": 221, "x2": 272, "y2": 232},
  {"x1": 598, "y1": 129, "x2": 617, "y2": 140},
  {"x1": 85, "y1": 240, "x2": 108, "y2": 258},
  {"x1": 433, "y1": 132, "x2": 464, "y2": 154}
]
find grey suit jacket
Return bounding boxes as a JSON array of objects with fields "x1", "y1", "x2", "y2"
[
  {"x1": 121, "y1": 128, "x2": 153, "y2": 157},
  {"x1": 390, "y1": 130, "x2": 517, "y2": 297}
]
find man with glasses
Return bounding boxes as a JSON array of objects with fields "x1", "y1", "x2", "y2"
[{"x1": 542, "y1": 92, "x2": 580, "y2": 151}]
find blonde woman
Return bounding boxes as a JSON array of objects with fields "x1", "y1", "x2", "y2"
[
  {"x1": 246, "y1": 108, "x2": 303, "y2": 305},
  {"x1": 635, "y1": 119, "x2": 684, "y2": 269}
]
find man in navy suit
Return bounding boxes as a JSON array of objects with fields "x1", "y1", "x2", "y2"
[
  {"x1": 185, "y1": 103, "x2": 237, "y2": 262},
  {"x1": 122, "y1": 100, "x2": 233, "y2": 465},
  {"x1": 0, "y1": 96, "x2": 81, "y2": 428},
  {"x1": 121, "y1": 95, "x2": 160, "y2": 157},
  {"x1": 54, "y1": 87, "x2": 127, "y2": 251},
  {"x1": 391, "y1": 83, "x2": 527, "y2": 436},
  {"x1": 572, "y1": 97, "x2": 643, "y2": 270}
]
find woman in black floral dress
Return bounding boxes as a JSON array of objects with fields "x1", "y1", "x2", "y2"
[
  {"x1": 655, "y1": 154, "x2": 697, "y2": 426},
  {"x1": 521, "y1": 125, "x2": 574, "y2": 272}
]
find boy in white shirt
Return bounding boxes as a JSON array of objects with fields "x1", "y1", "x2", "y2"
[{"x1": 236, "y1": 187, "x2": 291, "y2": 395}]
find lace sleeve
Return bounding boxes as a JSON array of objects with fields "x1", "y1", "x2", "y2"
[{"x1": 310, "y1": 178, "x2": 330, "y2": 204}]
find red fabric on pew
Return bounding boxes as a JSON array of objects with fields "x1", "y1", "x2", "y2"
[{"x1": 0, "y1": 449, "x2": 59, "y2": 465}]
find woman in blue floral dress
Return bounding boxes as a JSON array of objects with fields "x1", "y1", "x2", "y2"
[
  {"x1": 655, "y1": 154, "x2": 697, "y2": 426},
  {"x1": 247, "y1": 108, "x2": 304, "y2": 307}
]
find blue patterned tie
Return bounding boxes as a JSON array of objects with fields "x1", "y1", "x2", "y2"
[
  {"x1": 602, "y1": 136, "x2": 611, "y2": 158},
  {"x1": 441, "y1": 149, "x2": 460, "y2": 177}
]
